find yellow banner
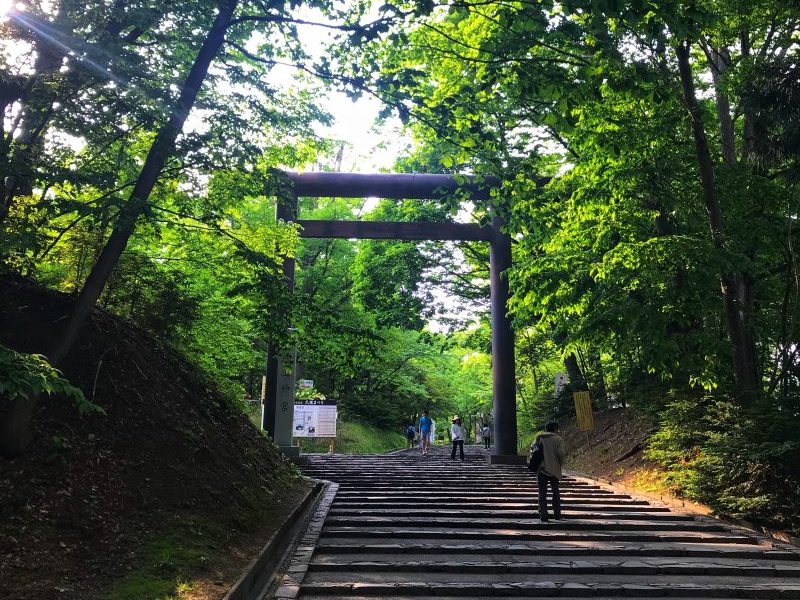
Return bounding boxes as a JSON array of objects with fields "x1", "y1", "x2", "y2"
[{"x1": 573, "y1": 391, "x2": 594, "y2": 431}]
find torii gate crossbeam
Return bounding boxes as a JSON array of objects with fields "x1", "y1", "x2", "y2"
[{"x1": 264, "y1": 172, "x2": 522, "y2": 464}]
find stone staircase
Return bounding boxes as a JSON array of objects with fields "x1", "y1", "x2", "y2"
[{"x1": 291, "y1": 445, "x2": 800, "y2": 599}]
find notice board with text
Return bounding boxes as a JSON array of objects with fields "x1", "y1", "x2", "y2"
[{"x1": 293, "y1": 399, "x2": 337, "y2": 438}]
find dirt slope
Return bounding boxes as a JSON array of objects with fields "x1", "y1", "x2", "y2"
[
  {"x1": 0, "y1": 275, "x2": 309, "y2": 600},
  {"x1": 559, "y1": 408, "x2": 710, "y2": 515},
  {"x1": 561, "y1": 408, "x2": 658, "y2": 480}
]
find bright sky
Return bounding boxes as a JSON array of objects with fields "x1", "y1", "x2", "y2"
[
  {"x1": 270, "y1": 7, "x2": 411, "y2": 174},
  {"x1": 320, "y1": 90, "x2": 411, "y2": 173}
]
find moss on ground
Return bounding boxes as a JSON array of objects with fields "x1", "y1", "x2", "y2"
[
  {"x1": 102, "y1": 515, "x2": 235, "y2": 600},
  {"x1": 102, "y1": 479, "x2": 311, "y2": 600}
]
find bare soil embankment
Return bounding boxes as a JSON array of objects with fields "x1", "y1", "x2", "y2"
[
  {"x1": 560, "y1": 408, "x2": 710, "y2": 514},
  {"x1": 0, "y1": 275, "x2": 310, "y2": 600}
]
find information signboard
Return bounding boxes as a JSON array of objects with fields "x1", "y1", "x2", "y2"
[
  {"x1": 573, "y1": 391, "x2": 594, "y2": 431},
  {"x1": 554, "y1": 373, "x2": 568, "y2": 398},
  {"x1": 293, "y1": 399, "x2": 337, "y2": 438}
]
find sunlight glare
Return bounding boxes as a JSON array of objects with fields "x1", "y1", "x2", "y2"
[
  {"x1": 0, "y1": 0, "x2": 13, "y2": 18},
  {"x1": 1, "y1": 1, "x2": 24, "y2": 21}
]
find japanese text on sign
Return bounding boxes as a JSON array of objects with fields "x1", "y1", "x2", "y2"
[{"x1": 293, "y1": 399, "x2": 337, "y2": 438}]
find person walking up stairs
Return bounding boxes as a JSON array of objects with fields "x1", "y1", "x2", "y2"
[
  {"x1": 418, "y1": 409, "x2": 432, "y2": 456},
  {"x1": 534, "y1": 420, "x2": 566, "y2": 522},
  {"x1": 450, "y1": 416, "x2": 466, "y2": 461}
]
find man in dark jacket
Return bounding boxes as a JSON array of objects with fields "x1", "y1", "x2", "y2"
[{"x1": 535, "y1": 421, "x2": 566, "y2": 522}]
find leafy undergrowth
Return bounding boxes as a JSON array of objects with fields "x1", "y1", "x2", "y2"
[
  {"x1": 0, "y1": 275, "x2": 311, "y2": 600},
  {"x1": 522, "y1": 408, "x2": 800, "y2": 536},
  {"x1": 295, "y1": 420, "x2": 405, "y2": 454}
]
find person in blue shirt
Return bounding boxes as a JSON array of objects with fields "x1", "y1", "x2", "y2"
[{"x1": 418, "y1": 409, "x2": 432, "y2": 456}]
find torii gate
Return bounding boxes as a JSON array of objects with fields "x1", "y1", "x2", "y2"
[{"x1": 263, "y1": 172, "x2": 524, "y2": 464}]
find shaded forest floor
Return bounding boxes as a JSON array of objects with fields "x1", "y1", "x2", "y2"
[
  {"x1": 561, "y1": 408, "x2": 711, "y2": 515},
  {"x1": 0, "y1": 275, "x2": 311, "y2": 600}
]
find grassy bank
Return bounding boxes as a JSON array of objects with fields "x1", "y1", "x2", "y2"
[
  {"x1": 103, "y1": 482, "x2": 311, "y2": 600},
  {"x1": 242, "y1": 405, "x2": 407, "y2": 455},
  {"x1": 296, "y1": 420, "x2": 405, "y2": 454}
]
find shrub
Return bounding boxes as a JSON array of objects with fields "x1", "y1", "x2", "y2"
[
  {"x1": 0, "y1": 345, "x2": 101, "y2": 414},
  {"x1": 646, "y1": 394, "x2": 800, "y2": 532}
]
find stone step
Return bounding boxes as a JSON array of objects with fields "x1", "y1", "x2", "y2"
[
  {"x1": 320, "y1": 528, "x2": 758, "y2": 544},
  {"x1": 312, "y1": 467, "x2": 583, "y2": 474},
  {"x1": 333, "y1": 491, "x2": 628, "y2": 499},
  {"x1": 331, "y1": 500, "x2": 659, "y2": 509},
  {"x1": 333, "y1": 485, "x2": 608, "y2": 492},
  {"x1": 306, "y1": 476, "x2": 596, "y2": 485},
  {"x1": 301, "y1": 470, "x2": 567, "y2": 477},
  {"x1": 332, "y1": 495, "x2": 626, "y2": 502},
  {"x1": 302, "y1": 468, "x2": 580, "y2": 474},
  {"x1": 299, "y1": 579, "x2": 800, "y2": 597},
  {"x1": 295, "y1": 454, "x2": 798, "y2": 600},
  {"x1": 329, "y1": 483, "x2": 605, "y2": 487},
  {"x1": 327, "y1": 509, "x2": 687, "y2": 520},
  {"x1": 314, "y1": 541, "x2": 797, "y2": 560},
  {"x1": 331, "y1": 480, "x2": 598, "y2": 485},
  {"x1": 299, "y1": 596, "x2": 745, "y2": 600},
  {"x1": 323, "y1": 516, "x2": 714, "y2": 531},
  {"x1": 307, "y1": 556, "x2": 800, "y2": 576},
  {"x1": 313, "y1": 478, "x2": 598, "y2": 486}
]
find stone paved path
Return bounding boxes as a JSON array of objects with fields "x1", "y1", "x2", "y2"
[{"x1": 282, "y1": 445, "x2": 800, "y2": 599}]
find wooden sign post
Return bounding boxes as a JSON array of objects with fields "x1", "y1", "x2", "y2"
[{"x1": 573, "y1": 390, "x2": 594, "y2": 445}]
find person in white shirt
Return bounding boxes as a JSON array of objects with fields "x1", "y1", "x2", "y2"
[{"x1": 450, "y1": 416, "x2": 466, "y2": 461}]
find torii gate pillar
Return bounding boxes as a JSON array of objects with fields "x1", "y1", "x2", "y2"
[
  {"x1": 489, "y1": 213, "x2": 520, "y2": 462},
  {"x1": 261, "y1": 192, "x2": 301, "y2": 459}
]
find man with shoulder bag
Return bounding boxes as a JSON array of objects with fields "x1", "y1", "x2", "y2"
[{"x1": 529, "y1": 421, "x2": 566, "y2": 522}]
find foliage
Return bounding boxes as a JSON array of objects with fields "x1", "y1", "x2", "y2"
[
  {"x1": 291, "y1": 194, "x2": 492, "y2": 430},
  {"x1": 647, "y1": 395, "x2": 800, "y2": 531},
  {"x1": 296, "y1": 384, "x2": 326, "y2": 401},
  {"x1": 0, "y1": 344, "x2": 103, "y2": 414},
  {"x1": 3, "y1": 0, "x2": 800, "y2": 536},
  {"x1": 327, "y1": 0, "x2": 800, "y2": 530}
]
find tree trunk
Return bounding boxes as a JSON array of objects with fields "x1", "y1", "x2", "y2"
[
  {"x1": 588, "y1": 346, "x2": 607, "y2": 403},
  {"x1": 0, "y1": 396, "x2": 36, "y2": 458},
  {"x1": 564, "y1": 352, "x2": 587, "y2": 392},
  {"x1": 49, "y1": 0, "x2": 239, "y2": 366},
  {"x1": 707, "y1": 47, "x2": 737, "y2": 166},
  {"x1": 739, "y1": 31, "x2": 759, "y2": 162},
  {"x1": 675, "y1": 41, "x2": 760, "y2": 401},
  {"x1": 1, "y1": 3, "x2": 75, "y2": 223}
]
